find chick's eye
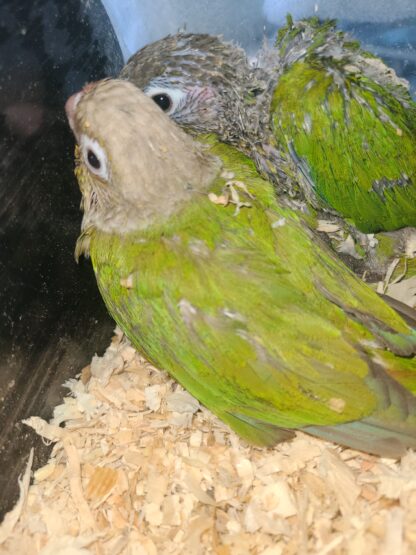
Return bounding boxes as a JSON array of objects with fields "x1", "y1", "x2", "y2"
[
  {"x1": 87, "y1": 149, "x2": 101, "y2": 169},
  {"x1": 144, "y1": 86, "x2": 187, "y2": 116},
  {"x1": 151, "y1": 93, "x2": 172, "y2": 112},
  {"x1": 80, "y1": 135, "x2": 109, "y2": 181}
]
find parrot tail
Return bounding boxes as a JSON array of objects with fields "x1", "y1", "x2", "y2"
[
  {"x1": 304, "y1": 359, "x2": 416, "y2": 457},
  {"x1": 304, "y1": 418, "x2": 416, "y2": 458},
  {"x1": 316, "y1": 280, "x2": 416, "y2": 357},
  {"x1": 379, "y1": 293, "x2": 416, "y2": 329}
]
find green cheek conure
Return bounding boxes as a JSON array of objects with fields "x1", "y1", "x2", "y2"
[{"x1": 66, "y1": 79, "x2": 416, "y2": 458}]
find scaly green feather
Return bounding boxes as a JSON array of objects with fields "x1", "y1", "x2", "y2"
[{"x1": 273, "y1": 17, "x2": 416, "y2": 233}]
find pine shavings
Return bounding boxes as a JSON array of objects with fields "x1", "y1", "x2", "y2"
[
  {"x1": 320, "y1": 450, "x2": 360, "y2": 516},
  {"x1": 1, "y1": 330, "x2": 415, "y2": 554},
  {"x1": 316, "y1": 220, "x2": 342, "y2": 233},
  {"x1": 316, "y1": 221, "x2": 364, "y2": 260},
  {"x1": 0, "y1": 449, "x2": 33, "y2": 544},
  {"x1": 405, "y1": 233, "x2": 416, "y2": 259},
  {"x1": 385, "y1": 276, "x2": 416, "y2": 308},
  {"x1": 377, "y1": 254, "x2": 416, "y2": 307},
  {"x1": 335, "y1": 234, "x2": 363, "y2": 259},
  {"x1": 23, "y1": 417, "x2": 65, "y2": 441},
  {"x1": 63, "y1": 439, "x2": 96, "y2": 532}
]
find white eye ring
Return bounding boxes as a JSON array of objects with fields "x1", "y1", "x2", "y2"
[
  {"x1": 80, "y1": 135, "x2": 109, "y2": 181},
  {"x1": 144, "y1": 86, "x2": 187, "y2": 115}
]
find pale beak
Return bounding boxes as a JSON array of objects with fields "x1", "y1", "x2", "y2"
[{"x1": 65, "y1": 91, "x2": 83, "y2": 136}]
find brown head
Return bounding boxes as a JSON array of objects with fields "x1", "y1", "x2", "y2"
[
  {"x1": 120, "y1": 33, "x2": 274, "y2": 150},
  {"x1": 65, "y1": 79, "x2": 220, "y2": 236}
]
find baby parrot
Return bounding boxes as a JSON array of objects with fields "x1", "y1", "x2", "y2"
[
  {"x1": 119, "y1": 19, "x2": 416, "y2": 275},
  {"x1": 66, "y1": 78, "x2": 416, "y2": 457},
  {"x1": 271, "y1": 17, "x2": 416, "y2": 234}
]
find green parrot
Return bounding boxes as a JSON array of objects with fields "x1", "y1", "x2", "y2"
[
  {"x1": 119, "y1": 19, "x2": 416, "y2": 279},
  {"x1": 66, "y1": 78, "x2": 416, "y2": 458},
  {"x1": 271, "y1": 16, "x2": 416, "y2": 234}
]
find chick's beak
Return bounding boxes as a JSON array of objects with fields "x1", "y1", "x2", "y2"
[{"x1": 65, "y1": 91, "x2": 83, "y2": 136}]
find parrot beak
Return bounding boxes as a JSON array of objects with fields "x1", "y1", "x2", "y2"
[
  {"x1": 65, "y1": 91, "x2": 83, "y2": 137},
  {"x1": 65, "y1": 81, "x2": 103, "y2": 138}
]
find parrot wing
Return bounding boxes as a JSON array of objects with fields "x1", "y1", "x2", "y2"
[{"x1": 271, "y1": 18, "x2": 416, "y2": 233}]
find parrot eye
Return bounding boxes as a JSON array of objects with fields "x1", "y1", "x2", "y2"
[
  {"x1": 80, "y1": 135, "x2": 109, "y2": 181},
  {"x1": 151, "y1": 93, "x2": 172, "y2": 112},
  {"x1": 87, "y1": 149, "x2": 101, "y2": 169},
  {"x1": 144, "y1": 86, "x2": 187, "y2": 116}
]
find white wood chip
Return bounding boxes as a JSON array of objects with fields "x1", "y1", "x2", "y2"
[
  {"x1": 38, "y1": 535, "x2": 99, "y2": 555},
  {"x1": 320, "y1": 450, "x2": 360, "y2": 516},
  {"x1": 386, "y1": 275, "x2": 416, "y2": 308},
  {"x1": 405, "y1": 232, "x2": 416, "y2": 258},
  {"x1": 166, "y1": 390, "x2": 200, "y2": 414},
  {"x1": 63, "y1": 439, "x2": 96, "y2": 532},
  {"x1": 316, "y1": 220, "x2": 342, "y2": 233},
  {"x1": 144, "y1": 384, "x2": 164, "y2": 411},
  {"x1": 380, "y1": 257, "x2": 401, "y2": 294},
  {"x1": 0, "y1": 448, "x2": 33, "y2": 544},
  {"x1": 1, "y1": 333, "x2": 415, "y2": 554},
  {"x1": 335, "y1": 234, "x2": 362, "y2": 259},
  {"x1": 90, "y1": 350, "x2": 124, "y2": 386},
  {"x1": 382, "y1": 507, "x2": 404, "y2": 555},
  {"x1": 23, "y1": 417, "x2": 65, "y2": 441}
]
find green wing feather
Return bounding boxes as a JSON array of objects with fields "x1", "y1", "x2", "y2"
[
  {"x1": 271, "y1": 18, "x2": 416, "y2": 233},
  {"x1": 89, "y1": 139, "x2": 416, "y2": 455}
]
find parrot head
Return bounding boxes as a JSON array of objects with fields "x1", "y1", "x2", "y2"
[
  {"x1": 120, "y1": 33, "x2": 273, "y2": 149},
  {"x1": 65, "y1": 79, "x2": 219, "y2": 236}
]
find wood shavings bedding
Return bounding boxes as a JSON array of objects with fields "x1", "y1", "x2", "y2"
[{"x1": 1, "y1": 329, "x2": 415, "y2": 555}]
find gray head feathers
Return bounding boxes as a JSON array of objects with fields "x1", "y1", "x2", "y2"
[{"x1": 67, "y1": 79, "x2": 220, "y2": 235}]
